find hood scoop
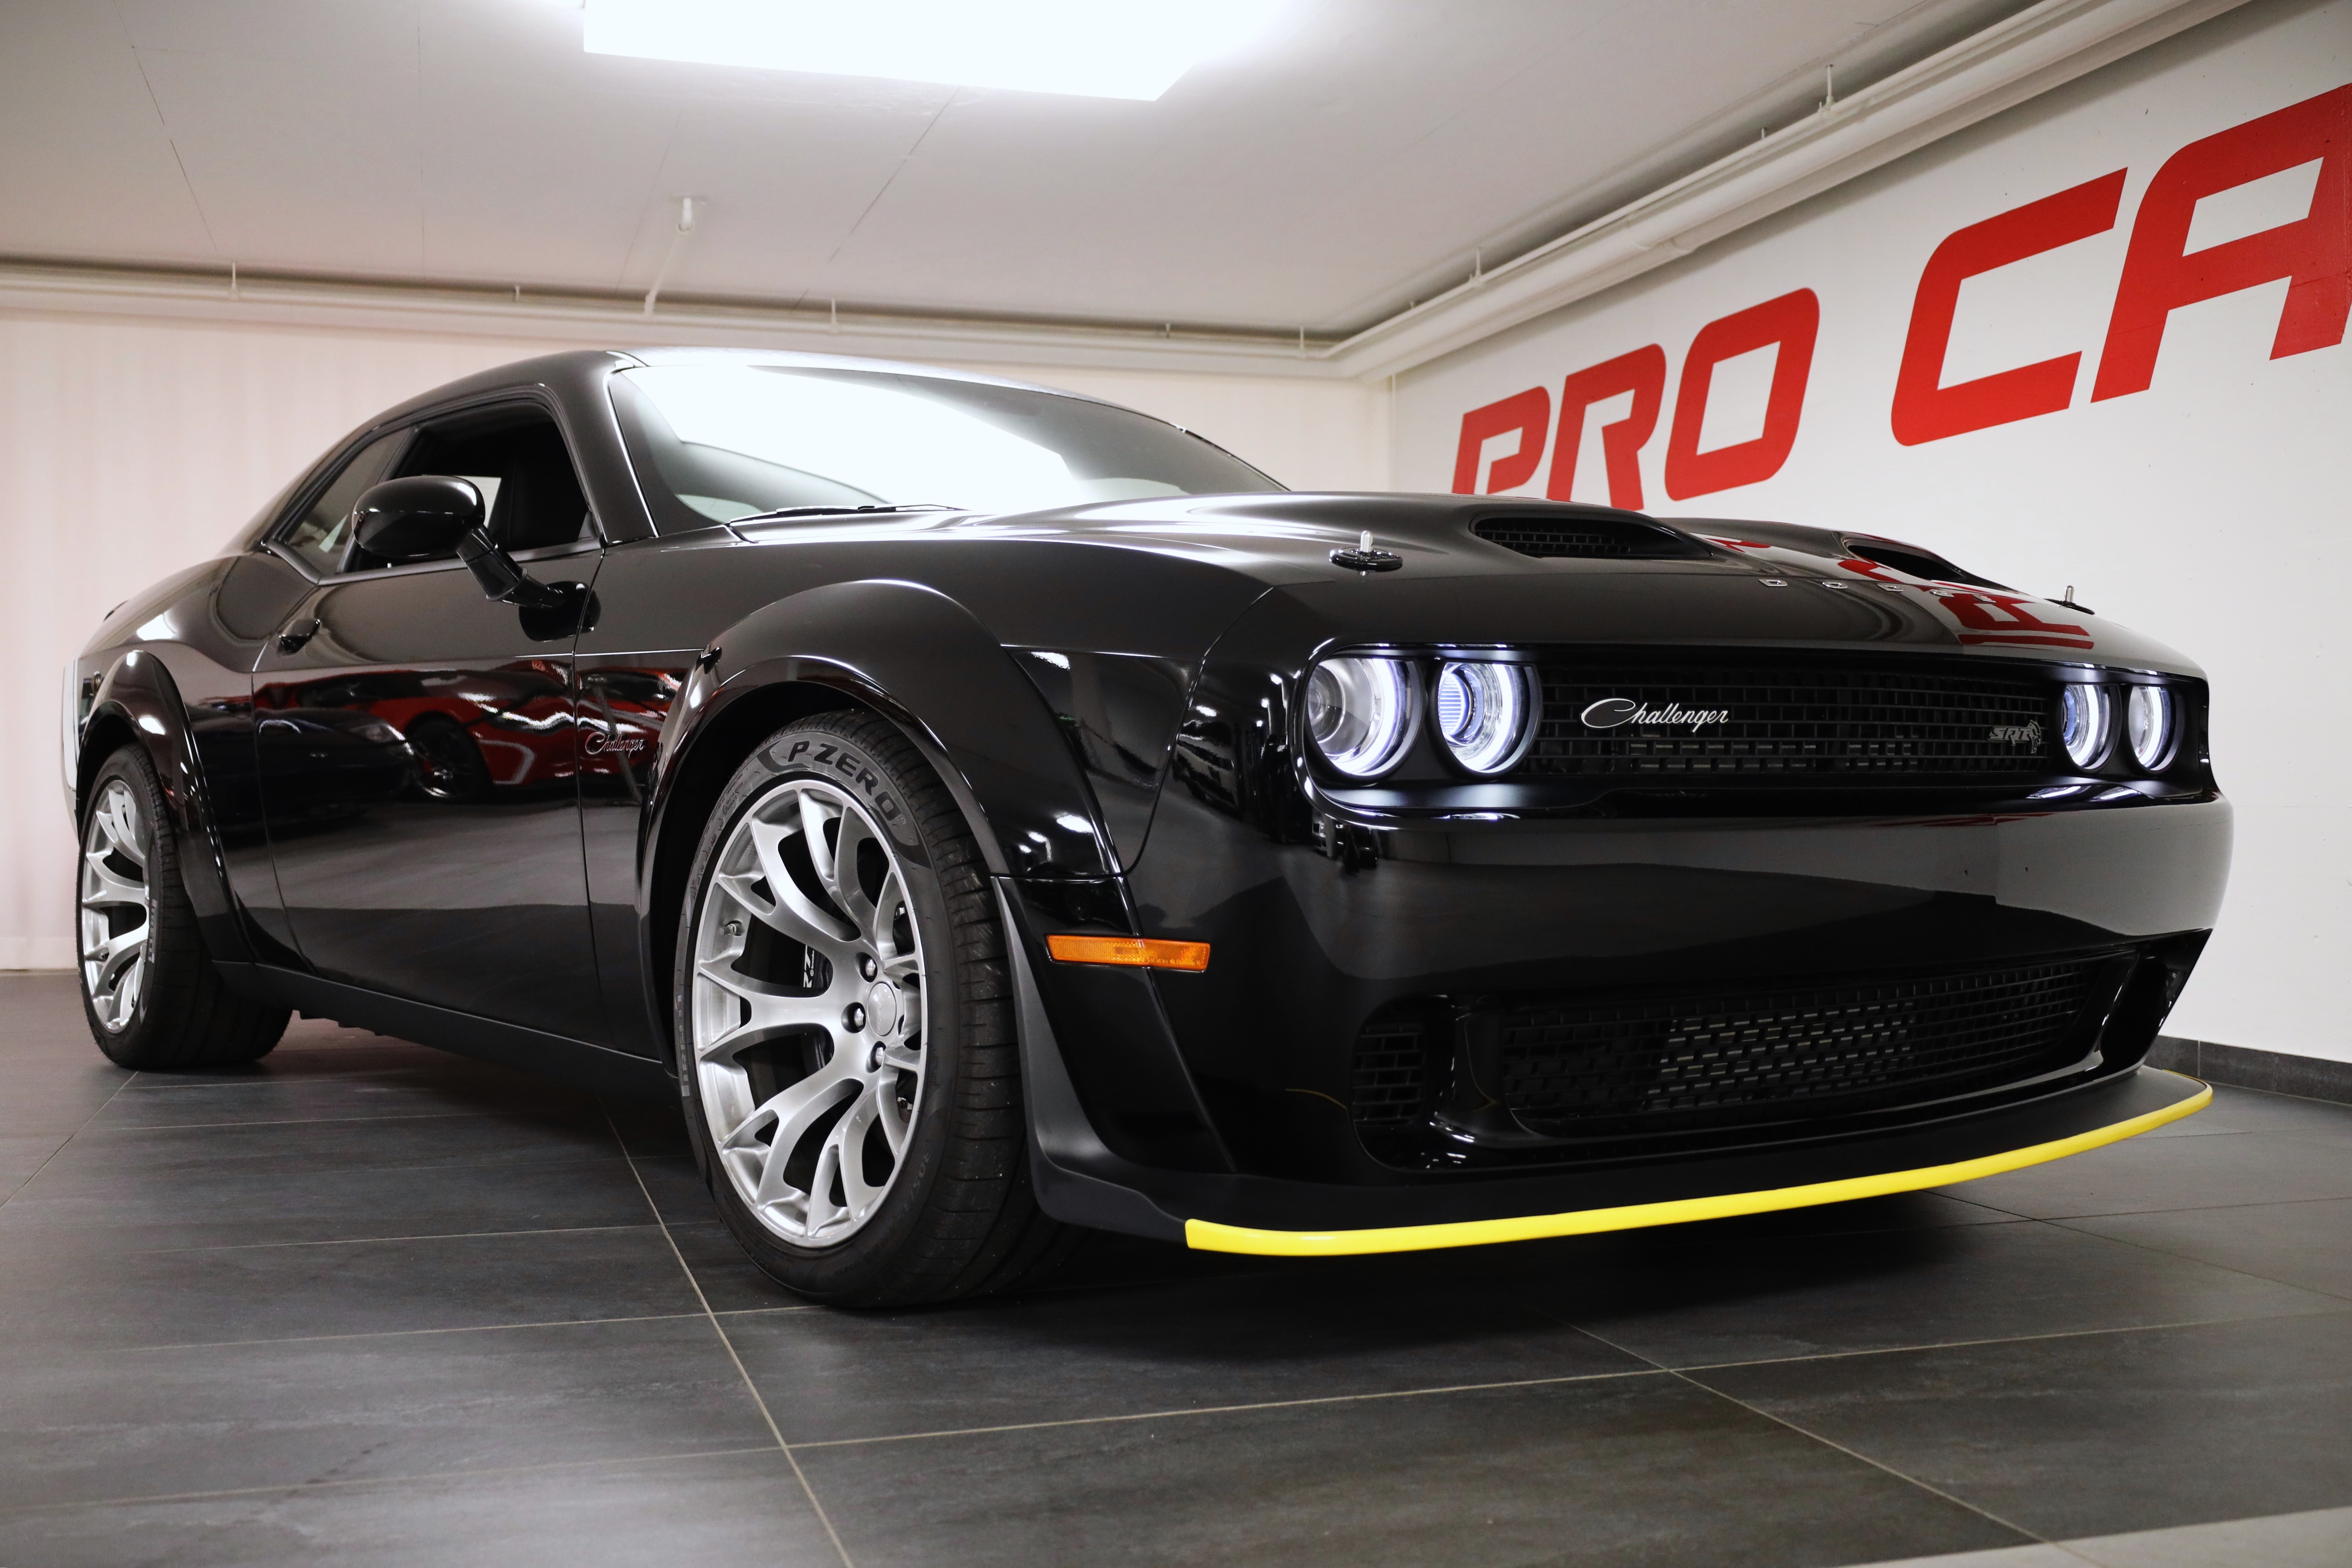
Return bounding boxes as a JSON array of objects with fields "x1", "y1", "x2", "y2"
[
  {"x1": 1843, "y1": 536, "x2": 2009, "y2": 590},
  {"x1": 1471, "y1": 514, "x2": 1712, "y2": 561}
]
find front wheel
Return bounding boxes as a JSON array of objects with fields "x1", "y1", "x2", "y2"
[
  {"x1": 78, "y1": 745, "x2": 289, "y2": 1068},
  {"x1": 674, "y1": 710, "x2": 1075, "y2": 1305}
]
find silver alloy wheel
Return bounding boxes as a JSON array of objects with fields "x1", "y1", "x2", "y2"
[
  {"x1": 79, "y1": 777, "x2": 154, "y2": 1033},
  {"x1": 691, "y1": 777, "x2": 927, "y2": 1247}
]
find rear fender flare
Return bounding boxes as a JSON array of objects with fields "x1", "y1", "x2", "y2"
[{"x1": 79, "y1": 651, "x2": 250, "y2": 963}]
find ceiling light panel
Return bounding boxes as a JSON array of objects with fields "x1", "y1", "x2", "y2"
[{"x1": 581, "y1": 0, "x2": 1277, "y2": 101}]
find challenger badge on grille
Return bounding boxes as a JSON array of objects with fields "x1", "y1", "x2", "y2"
[
  {"x1": 1988, "y1": 721, "x2": 2044, "y2": 746},
  {"x1": 1580, "y1": 697, "x2": 1733, "y2": 730}
]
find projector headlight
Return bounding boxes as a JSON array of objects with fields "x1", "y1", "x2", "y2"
[
  {"x1": 2126, "y1": 685, "x2": 2176, "y2": 769},
  {"x1": 2058, "y1": 683, "x2": 2112, "y2": 769},
  {"x1": 1434, "y1": 661, "x2": 1539, "y2": 775},
  {"x1": 1307, "y1": 657, "x2": 1417, "y2": 779}
]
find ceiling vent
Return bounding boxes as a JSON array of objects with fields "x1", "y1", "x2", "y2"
[{"x1": 1471, "y1": 515, "x2": 1711, "y2": 561}]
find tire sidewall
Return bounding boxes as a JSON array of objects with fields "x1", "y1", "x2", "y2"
[{"x1": 674, "y1": 715, "x2": 971, "y2": 1300}]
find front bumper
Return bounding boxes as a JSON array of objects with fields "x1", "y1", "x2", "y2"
[
  {"x1": 997, "y1": 794, "x2": 2229, "y2": 1251},
  {"x1": 1007, "y1": 901, "x2": 2206, "y2": 1251}
]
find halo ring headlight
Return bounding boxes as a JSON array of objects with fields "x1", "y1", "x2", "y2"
[
  {"x1": 2126, "y1": 684, "x2": 2176, "y2": 769},
  {"x1": 1434, "y1": 661, "x2": 1540, "y2": 775},
  {"x1": 2058, "y1": 683, "x2": 2112, "y2": 769},
  {"x1": 1307, "y1": 657, "x2": 1418, "y2": 779}
]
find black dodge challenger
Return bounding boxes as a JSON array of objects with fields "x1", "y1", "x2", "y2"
[{"x1": 65, "y1": 348, "x2": 2226, "y2": 1304}]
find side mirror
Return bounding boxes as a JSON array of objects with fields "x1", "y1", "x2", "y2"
[
  {"x1": 352, "y1": 476, "x2": 484, "y2": 562},
  {"x1": 352, "y1": 473, "x2": 593, "y2": 641}
]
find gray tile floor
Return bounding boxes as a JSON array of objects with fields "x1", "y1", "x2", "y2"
[{"x1": 2, "y1": 970, "x2": 2348, "y2": 1568}]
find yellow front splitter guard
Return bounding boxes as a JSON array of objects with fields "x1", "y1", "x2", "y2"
[{"x1": 1185, "y1": 1075, "x2": 2211, "y2": 1257}]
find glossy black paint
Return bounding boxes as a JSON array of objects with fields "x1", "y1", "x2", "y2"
[
  {"x1": 250, "y1": 555, "x2": 607, "y2": 1043},
  {"x1": 68, "y1": 349, "x2": 2232, "y2": 1241}
]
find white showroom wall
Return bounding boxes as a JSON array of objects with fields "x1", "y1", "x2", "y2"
[
  {"x1": 1394, "y1": 0, "x2": 2350, "y2": 1062},
  {"x1": 0, "y1": 309, "x2": 1386, "y2": 970}
]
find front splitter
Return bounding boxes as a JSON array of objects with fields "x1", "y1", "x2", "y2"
[{"x1": 1185, "y1": 1071, "x2": 2210, "y2": 1256}]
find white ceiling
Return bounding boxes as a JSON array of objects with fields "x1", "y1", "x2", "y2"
[{"x1": 0, "y1": 0, "x2": 2034, "y2": 337}]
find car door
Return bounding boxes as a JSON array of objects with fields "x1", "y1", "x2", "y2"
[{"x1": 251, "y1": 399, "x2": 609, "y2": 1043}]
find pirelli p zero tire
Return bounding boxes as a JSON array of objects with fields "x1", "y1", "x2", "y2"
[
  {"x1": 78, "y1": 745, "x2": 290, "y2": 1069},
  {"x1": 674, "y1": 710, "x2": 1075, "y2": 1307}
]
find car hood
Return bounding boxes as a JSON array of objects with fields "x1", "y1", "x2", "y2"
[{"x1": 732, "y1": 492, "x2": 2201, "y2": 676}]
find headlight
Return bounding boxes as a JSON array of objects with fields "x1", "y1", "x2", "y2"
[
  {"x1": 1307, "y1": 657, "x2": 1417, "y2": 778},
  {"x1": 2058, "y1": 683, "x2": 2111, "y2": 768},
  {"x1": 1434, "y1": 661, "x2": 1539, "y2": 774},
  {"x1": 355, "y1": 718, "x2": 405, "y2": 746},
  {"x1": 2126, "y1": 685, "x2": 2175, "y2": 769}
]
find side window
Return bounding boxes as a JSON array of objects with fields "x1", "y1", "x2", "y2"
[
  {"x1": 392, "y1": 410, "x2": 592, "y2": 558},
  {"x1": 277, "y1": 430, "x2": 408, "y2": 574}
]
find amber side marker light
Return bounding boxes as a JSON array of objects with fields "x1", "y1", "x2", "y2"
[{"x1": 1046, "y1": 934, "x2": 1211, "y2": 972}]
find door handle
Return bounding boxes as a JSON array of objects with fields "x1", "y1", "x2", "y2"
[{"x1": 278, "y1": 616, "x2": 320, "y2": 654}]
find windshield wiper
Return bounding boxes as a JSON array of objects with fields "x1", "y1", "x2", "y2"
[{"x1": 731, "y1": 503, "x2": 959, "y2": 523}]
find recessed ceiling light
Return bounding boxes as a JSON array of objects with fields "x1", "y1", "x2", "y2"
[{"x1": 581, "y1": 0, "x2": 1278, "y2": 101}]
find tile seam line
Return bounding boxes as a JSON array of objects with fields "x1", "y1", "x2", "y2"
[
  {"x1": 1665, "y1": 1302, "x2": 2352, "y2": 1378},
  {"x1": 2039, "y1": 1218, "x2": 2352, "y2": 1306},
  {"x1": 2025, "y1": 1187, "x2": 2352, "y2": 1222},
  {"x1": 0, "y1": 1220, "x2": 666, "y2": 1258},
  {"x1": 785, "y1": 1366, "x2": 1671, "y2": 1450},
  {"x1": 0, "y1": 1066, "x2": 140, "y2": 1214},
  {"x1": 0, "y1": 1445, "x2": 786, "y2": 1518},
  {"x1": 603, "y1": 1101, "x2": 859, "y2": 1568},
  {"x1": 128, "y1": 1046, "x2": 559, "y2": 1066},
  {"x1": 10, "y1": 1149, "x2": 639, "y2": 1184},
  {"x1": 1528, "y1": 1288, "x2": 2065, "y2": 1554},
  {"x1": 72, "y1": 1109, "x2": 618, "y2": 1132},
  {"x1": 1569, "y1": 1309, "x2": 2060, "y2": 1555},
  {"x1": 1672, "y1": 1363, "x2": 2076, "y2": 1557},
  {"x1": 109, "y1": 1307, "x2": 715, "y2": 1355}
]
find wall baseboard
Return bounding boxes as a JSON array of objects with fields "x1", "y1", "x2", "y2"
[{"x1": 2147, "y1": 1037, "x2": 2352, "y2": 1106}]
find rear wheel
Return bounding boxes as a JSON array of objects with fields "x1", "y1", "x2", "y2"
[
  {"x1": 79, "y1": 745, "x2": 290, "y2": 1068},
  {"x1": 674, "y1": 710, "x2": 1074, "y2": 1305}
]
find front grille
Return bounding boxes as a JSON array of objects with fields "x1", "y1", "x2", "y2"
[
  {"x1": 1499, "y1": 955, "x2": 2113, "y2": 1135},
  {"x1": 1351, "y1": 953, "x2": 2122, "y2": 1153},
  {"x1": 1525, "y1": 655, "x2": 2057, "y2": 780},
  {"x1": 1472, "y1": 518, "x2": 1706, "y2": 559}
]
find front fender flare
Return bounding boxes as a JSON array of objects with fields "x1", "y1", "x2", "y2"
[{"x1": 651, "y1": 578, "x2": 1115, "y2": 884}]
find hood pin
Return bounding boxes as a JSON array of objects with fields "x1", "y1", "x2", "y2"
[{"x1": 1331, "y1": 529, "x2": 1403, "y2": 573}]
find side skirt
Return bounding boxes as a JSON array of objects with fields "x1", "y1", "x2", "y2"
[{"x1": 218, "y1": 963, "x2": 675, "y2": 1104}]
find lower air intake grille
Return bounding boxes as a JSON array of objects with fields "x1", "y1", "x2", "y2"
[
  {"x1": 1526, "y1": 654, "x2": 2058, "y2": 780},
  {"x1": 1350, "y1": 1007, "x2": 1439, "y2": 1128},
  {"x1": 1349, "y1": 953, "x2": 2122, "y2": 1153},
  {"x1": 1498, "y1": 956, "x2": 2114, "y2": 1136}
]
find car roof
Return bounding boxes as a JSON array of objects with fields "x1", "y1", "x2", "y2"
[{"x1": 366, "y1": 347, "x2": 1125, "y2": 433}]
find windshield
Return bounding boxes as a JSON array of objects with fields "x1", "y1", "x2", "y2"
[{"x1": 612, "y1": 363, "x2": 1279, "y2": 529}]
